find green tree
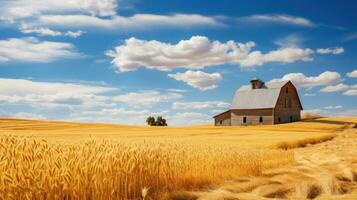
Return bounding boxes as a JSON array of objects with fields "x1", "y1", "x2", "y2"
[
  {"x1": 146, "y1": 116, "x2": 155, "y2": 126},
  {"x1": 146, "y1": 116, "x2": 167, "y2": 126},
  {"x1": 156, "y1": 116, "x2": 167, "y2": 126}
]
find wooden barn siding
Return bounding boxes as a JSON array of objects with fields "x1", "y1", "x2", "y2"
[
  {"x1": 214, "y1": 111, "x2": 231, "y2": 126},
  {"x1": 274, "y1": 82, "x2": 301, "y2": 124},
  {"x1": 231, "y1": 109, "x2": 274, "y2": 125}
]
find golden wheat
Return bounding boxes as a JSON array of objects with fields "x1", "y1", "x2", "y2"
[{"x1": 0, "y1": 135, "x2": 293, "y2": 200}]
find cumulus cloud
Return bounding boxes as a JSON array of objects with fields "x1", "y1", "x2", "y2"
[
  {"x1": 320, "y1": 83, "x2": 349, "y2": 93},
  {"x1": 316, "y1": 47, "x2": 344, "y2": 55},
  {"x1": 112, "y1": 90, "x2": 182, "y2": 107},
  {"x1": 0, "y1": 37, "x2": 81, "y2": 63},
  {"x1": 106, "y1": 36, "x2": 255, "y2": 72},
  {"x1": 173, "y1": 101, "x2": 230, "y2": 110},
  {"x1": 168, "y1": 70, "x2": 222, "y2": 90},
  {"x1": 269, "y1": 71, "x2": 341, "y2": 88},
  {"x1": 239, "y1": 14, "x2": 315, "y2": 27},
  {"x1": 346, "y1": 70, "x2": 357, "y2": 78},
  {"x1": 107, "y1": 36, "x2": 314, "y2": 72}
]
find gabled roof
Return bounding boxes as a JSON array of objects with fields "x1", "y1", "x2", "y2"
[{"x1": 230, "y1": 81, "x2": 289, "y2": 109}]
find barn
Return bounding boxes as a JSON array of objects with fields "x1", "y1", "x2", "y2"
[{"x1": 213, "y1": 78, "x2": 303, "y2": 126}]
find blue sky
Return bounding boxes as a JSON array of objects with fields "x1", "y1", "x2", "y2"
[{"x1": 0, "y1": 0, "x2": 356, "y2": 125}]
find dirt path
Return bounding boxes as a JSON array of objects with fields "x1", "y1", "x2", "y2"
[{"x1": 181, "y1": 126, "x2": 357, "y2": 200}]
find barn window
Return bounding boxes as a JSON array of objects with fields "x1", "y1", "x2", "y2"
[
  {"x1": 278, "y1": 117, "x2": 281, "y2": 122},
  {"x1": 219, "y1": 120, "x2": 223, "y2": 125},
  {"x1": 286, "y1": 87, "x2": 289, "y2": 93},
  {"x1": 243, "y1": 117, "x2": 247, "y2": 123},
  {"x1": 259, "y1": 117, "x2": 263, "y2": 123},
  {"x1": 289, "y1": 99, "x2": 292, "y2": 108},
  {"x1": 290, "y1": 116, "x2": 293, "y2": 122}
]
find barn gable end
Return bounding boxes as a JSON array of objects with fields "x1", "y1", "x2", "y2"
[{"x1": 213, "y1": 78, "x2": 302, "y2": 126}]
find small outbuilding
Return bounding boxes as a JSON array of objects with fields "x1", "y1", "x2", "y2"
[{"x1": 213, "y1": 78, "x2": 303, "y2": 126}]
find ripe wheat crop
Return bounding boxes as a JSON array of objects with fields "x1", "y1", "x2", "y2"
[{"x1": 0, "y1": 135, "x2": 293, "y2": 200}]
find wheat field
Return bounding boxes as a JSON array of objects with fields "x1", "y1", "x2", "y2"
[{"x1": 0, "y1": 117, "x2": 356, "y2": 199}]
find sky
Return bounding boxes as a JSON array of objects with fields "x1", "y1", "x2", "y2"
[{"x1": 0, "y1": 0, "x2": 356, "y2": 126}]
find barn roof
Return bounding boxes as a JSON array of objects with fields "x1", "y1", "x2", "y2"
[{"x1": 230, "y1": 81, "x2": 289, "y2": 109}]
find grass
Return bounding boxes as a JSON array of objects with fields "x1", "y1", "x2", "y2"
[{"x1": 0, "y1": 117, "x2": 356, "y2": 199}]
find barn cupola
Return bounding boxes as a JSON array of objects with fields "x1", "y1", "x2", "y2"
[{"x1": 250, "y1": 78, "x2": 265, "y2": 89}]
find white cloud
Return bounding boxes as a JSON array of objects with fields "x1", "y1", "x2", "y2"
[
  {"x1": 239, "y1": 14, "x2": 315, "y2": 27},
  {"x1": 0, "y1": 0, "x2": 221, "y2": 33},
  {"x1": 168, "y1": 70, "x2": 222, "y2": 90},
  {"x1": 20, "y1": 25, "x2": 62, "y2": 36},
  {"x1": 316, "y1": 47, "x2": 344, "y2": 55},
  {"x1": 107, "y1": 36, "x2": 313, "y2": 72},
  {"x1": 69, "y1": 108, "x2": 171, "y2": 125},
  {"x1": 35, "y1": 14, "x2": 221, "y2": 30},
  {"x1": 0, "y1": 56, "x2": 9, "y2": 63},
  {"x1": 20, "y1": 24, "x2": 85, "y2": 38},
  {"x1": 167, "y1": 112, "x2": 212, "y2": 126},
  {"x1": 12, "y1": 112, "x2": 47, "y2": 120},
  {"x1": 304, "y1": 93, "x2": 316, "y2": 96},
  {"x1": 346, "y1": 70, "x2": 357, "y2": 78},
  {"x1": 0, "y1": 78, "x2": 116, "y2": 96},
  {"x1": 274, "y1": 34, "x2": 304, "y2": 48},
  {"x1": 0, "y1": 37, "x2": 81, "y2": 63},
  {"x1": 343, "y1": 89, "x2": 357, "y2": 96},
  {"x1": 83, "y1": 108, "x2": 149, "y2": 116},
  {"x1": 167, "y1": 89, "x2": 187, "y2": 93},
  {"x1": 0, "y1": 78, "x2": 118, "y2": 110},
  {"x1": 302, "y1": 109, "x2": 325, "y2": 116},
  {"x1": 173, "y1": 101, "x2": 230, "y2": 110},
  {"x1": 343, "y1": 33, "x2": 357, "y2": 41},
  {"x1": 0, "y1": 0, "x2": 118, "y2": 21},
  {"x1": 324, "y1": 105, "x2": 343, "y2": 109},
  {"x1": 64, "y1": 31, "x2": 85, "y2": 38},
  {"x1": 112, "y1": 90, "x2": 182, "y2": 107},
  {"x1": 106, "y1": 36, "x2": 254, "y2": 72},
  {"x1": 0, "y1": 78, "x2": 188, "y2": 125},
  {"x1": 239, "y1": 47, "x2": 313, "y2": 67},
  {"x1": 335, "y1": 109, "x2": 357, "y2": 116},
  {"x1": 320, "y1": 83, "x2": 349, "y2": 93},
  {"x1": 269, "y1": 71, "x2": 341, "y2": 89}
]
